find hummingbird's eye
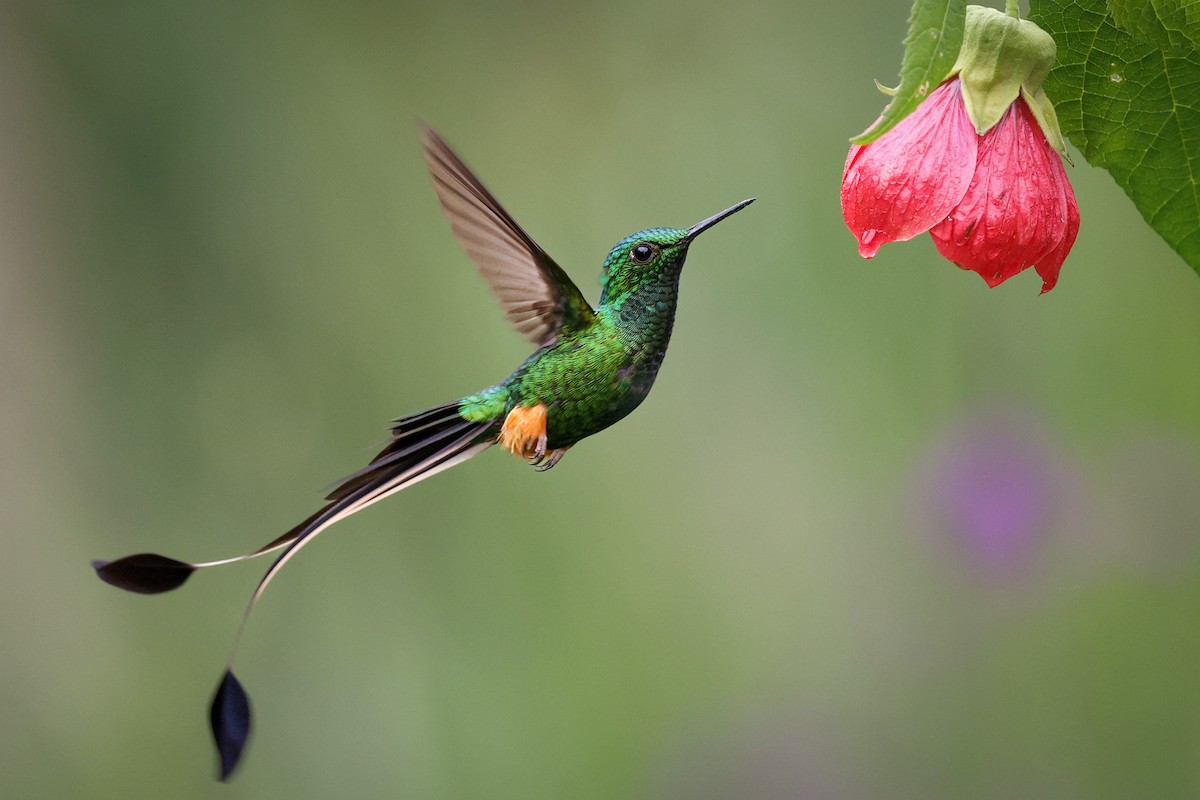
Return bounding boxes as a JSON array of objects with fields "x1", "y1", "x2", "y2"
[{"x1": 630, "y1": 243, "x2": 657, "y2": 264}]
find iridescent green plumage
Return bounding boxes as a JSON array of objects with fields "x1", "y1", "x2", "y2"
[
  {"x1": 469, "y1": 230, "x2": 686, "y2": 450},
  {"x1": 92, "y1": 124, "x2": 753, "y2": 780},
  {"x1": 422, "y1": 125, "x2": 752, "y2": 461}
]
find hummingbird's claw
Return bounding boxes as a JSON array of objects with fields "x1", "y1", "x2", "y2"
[
  {"x1": 533, "y1": 447, "x2": 568, "y2": 472},
  {"x1": 524, "y1": 432, "x2": 549, "y2": 465}
]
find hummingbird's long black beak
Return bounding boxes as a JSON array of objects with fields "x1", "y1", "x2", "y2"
[{"x1": 686, "y1": 197, "x2": 755, "y2": 242}]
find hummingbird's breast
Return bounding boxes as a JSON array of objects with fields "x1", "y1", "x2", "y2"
[{"x1": 507, "y1": 299, "x2": 678, "y2": 449}]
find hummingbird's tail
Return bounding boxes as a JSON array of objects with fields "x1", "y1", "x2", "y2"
[
  {"x1": 237, "y1": 402, "x2": 498, "y2": 609},
  {"x1": 92, "y1": 399, "x2": 500, "y2": 779},
  {"x1": 92, "y1": 401, "x2": 498, "y2": 596}
]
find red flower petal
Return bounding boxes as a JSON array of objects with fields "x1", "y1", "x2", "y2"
[
  {"x1": 1033, "y1": 158, "x2": 1080, "y2": 294},
  {"x1": 929, "y1": 98, "x2": 1076, "y2": 291},
  {"x1": 842, "y1": 79, "x2": 977, "y2": 258}
]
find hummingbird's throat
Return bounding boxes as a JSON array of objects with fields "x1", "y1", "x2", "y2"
[{"x1": 499, "y1": 404, "x2": 569, "y2": 471}]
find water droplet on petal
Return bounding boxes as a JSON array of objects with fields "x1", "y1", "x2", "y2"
[{"x1": 858, "y1": 229, "x2": 883, "y2": 258}]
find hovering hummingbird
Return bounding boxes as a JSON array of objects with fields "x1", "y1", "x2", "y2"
[{"x1": 93, "y1": 124, "x2": 754, "y2": 779}]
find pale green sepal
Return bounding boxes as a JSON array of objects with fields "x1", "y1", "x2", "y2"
[
  {"x1": 1021, "y1": 86, "x2": 1067, "y2": 156},
  {"x1": 952, "y1": 5, "x2": 1057, "y2": 135},
  {"x1": 874, "y1": 79, "x2": 899, "y2": 97}
]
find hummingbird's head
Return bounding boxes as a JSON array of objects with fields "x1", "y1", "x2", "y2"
[{"x1": 598, "y1": 198, "x2": 755, "y2": 304}]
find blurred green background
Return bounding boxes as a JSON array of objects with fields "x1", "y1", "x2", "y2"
[{"x1": 4, "y1": 1, "x2": 1200, "y2": 798}]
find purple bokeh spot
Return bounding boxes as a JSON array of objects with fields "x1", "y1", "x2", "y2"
[{"x1": 914, "y1": 412, "x2": 1074, "y2": 579}]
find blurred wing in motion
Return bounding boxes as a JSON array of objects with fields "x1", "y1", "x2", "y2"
[{"x1": 420, "y1": 123, "x2": 596, "y2": 346}]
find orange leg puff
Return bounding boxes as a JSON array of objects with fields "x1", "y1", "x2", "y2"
[{"x1": 498, "y1": 404, "x2": 569, "y2": 471}]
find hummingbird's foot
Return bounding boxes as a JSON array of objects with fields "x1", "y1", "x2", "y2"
[
  {"x1": 531, "y1": 447, "x2": 569, "y2": 472},
  {"x1": 530, "y1": 432, "x2": 548, "y2": 461}
]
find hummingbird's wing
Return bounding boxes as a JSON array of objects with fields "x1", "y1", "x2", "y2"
[{"x1": 420, "y1": 124, "x2": 596, "y2": 346}]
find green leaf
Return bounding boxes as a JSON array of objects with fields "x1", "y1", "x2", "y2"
[
  {"x1": 850, "y1": 0, "x2": 966, "y2": 145},
  {"x1": 1030, "y1": 0, "x2": 1200, "y2": 274},
  {"x1": 1109, "y1": 0, "x2": 1200, "y2": 49}
]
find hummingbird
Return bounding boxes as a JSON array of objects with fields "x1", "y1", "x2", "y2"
[{"x1": 92, "y1": 123, "x2": 754, "y2": 780}]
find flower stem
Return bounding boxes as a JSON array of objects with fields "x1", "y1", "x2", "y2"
[{"x1": 1005, "y1": 0, "x2": 1020, "y2": 18}]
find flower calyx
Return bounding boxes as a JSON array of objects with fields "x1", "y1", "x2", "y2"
[{"x1": 950, "y1": 5, "x2": 1065, "y2": 153}]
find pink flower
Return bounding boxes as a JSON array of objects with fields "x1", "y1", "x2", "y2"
[{"x1": 842, "y1": 77, "x2": 1079, "y2": 293}]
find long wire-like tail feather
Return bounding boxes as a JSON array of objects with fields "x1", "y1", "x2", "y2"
[
  {"x1": 91, "y1": 402, "x2": 498, "y2": 595},
  {"x1": 240, "y1": 427, "x2": 494, "y2": 618},
  {"x1": 209, "y1": 408, "x2": 496, "y2": 779},
  {"x1": 94, "y1": 399, "x2": 502, "y2": 780}
]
